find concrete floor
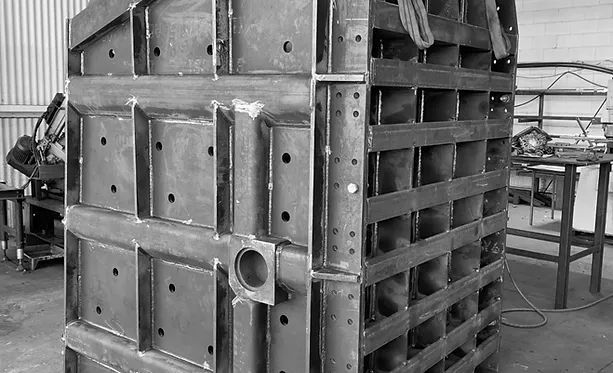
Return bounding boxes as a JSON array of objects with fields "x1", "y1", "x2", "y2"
[{"x1": 1, "y1": 205, "x2": 613, "y2": 372}]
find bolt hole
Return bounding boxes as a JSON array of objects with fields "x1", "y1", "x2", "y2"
[
  {"x1": 108, "y1": 49, "x2": 115, "y2": 58},
  {"x1": 208, "y1": 146, "x2": 214, "y2": 156},
  {"x1": 207, "y1": 44, "x2": 213, "y2": 56},
  {"x1": 349, "y1": 231, "x2": 355, "y2": 237},
  {"x1": 353, "y1": 111, "x2": 360, "y2": 118},
  {"x1": 355, "y1": 35, "x2": 362, "y2": 42},
  {"x1": 338, "y1": 36, "x2": 344, "y2": 42},
  {"x1": 349, "y1": 248, "x2": 355, "y2": 255},
  {"x1": 280, "y1": 315, "x2": 289, "y2": 325},
  {"x1": 168, "y1": 194, "x2": 175, "y2": 203},
  {"x1": 282, "y1": 153, "x2": 291, "y2": 164},
  {"x1": 335, "y1": 110, "x2": 342, "y2": 117},
  {"x1": 334, "y1": 157, "x2": 340, "y2": 164},
  {"x1": 348, "y1": 293, "x2": 354, "y2": 300},
  {"x1": 153, "y1": 47, "x2": 161, "y2": 57},
  {"x1": 96, "y1": 306, "x2": 102, "y2": 315},
  {"x1": 334, "y1": 183, "x2": 340, "y2": 190},
  {"x1": 332, "y1": 245, "x2": 338, "y2": 251},
  {"x1": 100, "y1": 137, "x2": 107, "y2": 146},
  {"x1": 110, "y1": 185, "x2": 117, "y2": 194},
  {"x1": 353, "y1": 92, "x2": 360, "y2": 99},
  {"x1": 156, "y1": 142, "x2": 163, "y2": 151},
  {"x1": 351, "y1": 159, "x2": 358, "y2": 166},
  {"x1": 112, "y1": 268, "x2": 119, "y2": 276},
  {"x1": 158, "y1": 328, "x2": 165, "y2": 337},
  {"x1": 281, "y1": 211, "x2": 290, "y2": 222},
  {"x1": 336, "y1": 92, "x2": 342, "y2": 98},
  {"x1": 347, "y1": 319, "x2": 353, "y2": 325},
  {"x1": 169, "y1": 283, "x2": 176, "y2": 293},
  {"x1": 283, "y1": 41, "x2": 293, "y2": 53},
  {"x1": 332, "y1": 228, "x2": 338, "y2": 235},
  {"x1": 208, "y1": 345, "x2": 214, "y2": 355},
  {"x1": 347, "y1": 364, "x2": 352, "y2": 370}
]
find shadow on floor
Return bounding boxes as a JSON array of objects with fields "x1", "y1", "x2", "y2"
[{"x1": 500, "y1": 258, "x2": 613, "y2": 373}]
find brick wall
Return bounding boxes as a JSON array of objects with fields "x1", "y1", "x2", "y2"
[{"x1": 515, "y1": 0, "x2": 613, "y2": 136}]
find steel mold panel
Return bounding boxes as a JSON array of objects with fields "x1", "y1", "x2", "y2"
[
  {"x1": 270, "y1": 126, "x2": 310, "y2": 246},
  {"x1": 81, "y1": 115, "x2": 135, "y2": 213},
  {"x1": 151, "y1": 119, "x2": 215, "y2": 227},
  {"x1": 148, "y1": 0, "x2": 215, "y2": 75},
  {"x1": 79, "y1": 241, "x2": 137, "y2": 340},
  {"x1": 82, "y1": 21, "x2": 133, "y2": 75},
  {"x1": 231, "y1": 0, "x2": 313, "y2": 73},
  {"x1": 152, "y1": 259, "x2": 216, "y2": 367}
]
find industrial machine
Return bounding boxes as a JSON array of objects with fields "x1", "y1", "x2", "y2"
[
  {"x1": 7, "y1": 92, "x2": 66, "y2": 198},
  {"x1": 4, "y1": 93, "x2": 66, "y2": 270},
  {"x1": 63, "y1": 0, "x2": 517, "y2": 372}
]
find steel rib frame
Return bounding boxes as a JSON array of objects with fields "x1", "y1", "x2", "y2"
[
  {"x1": 363, "y1": 259, "x2": 503, "y2": 354},
  {"x1": 368, "y1": 119, "x2": 511, "y2": 153},
  {"x1": 372, "y1": 0, "x2": 518, "y2": 52}
]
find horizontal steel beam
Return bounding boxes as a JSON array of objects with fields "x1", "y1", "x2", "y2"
[
  {"x1": 371, "y1": 59, "x2": 515, "y2": 91},
  {"x1": 65, "y1": 321, "x2": 207, "y2": 372},
  {"x1": 395, "y1": 305, "x2": 500, "y2": 373},
  {"x1": 507, "y1": 228, "x2": 593, "y2": 247},
  {"x1": 65, "y1": 205, "x2": 230, "y2": 268},
  {"x1": 366, "y1": 169, "x2": 508, "y2": 223},
  {"x1": 440, "y1": 334, "x2": 499, "y2": 373},
  {"x1": 515, "y1": 89, "x2": 606, "y2": 97},
  {"x1": 368, "y1": 119, "x2": 511, "y2": 152},
  {"x1": 65, "y1": 205, "x2": 310, "y2": 288},
  {"x1": 68, "y1": 75, "x2": 312, "y2": 122},
  {"x1": 372, "y1": 0, "x2": 517, "y2": 53},
  {"x1": 365, "y1": 212, "x2": 507, "y2": 285}
]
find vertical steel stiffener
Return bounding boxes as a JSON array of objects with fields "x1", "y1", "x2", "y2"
[{"x1": 64, "y1": 0, "x2": 518, "y2": 372}]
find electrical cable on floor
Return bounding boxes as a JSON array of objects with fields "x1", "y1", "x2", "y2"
[{"x1": 502, "y1": 254, "x2": 613, "y2": 329}]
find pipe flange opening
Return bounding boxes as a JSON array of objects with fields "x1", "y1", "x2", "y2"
[{"x1": 235, "y1": 248, "x2": 269, "y2": 291}]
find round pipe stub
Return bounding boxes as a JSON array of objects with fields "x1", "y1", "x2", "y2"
[{"x1": 235, "y1": 248, "x2": 269, "y2": 291}]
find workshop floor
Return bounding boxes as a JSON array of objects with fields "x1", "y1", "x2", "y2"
[{"x1": 1, "y1": 204, "x2": 613, "y2": 373}]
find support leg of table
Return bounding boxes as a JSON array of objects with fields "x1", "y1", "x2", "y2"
[
  {"x1": 555, "y1": 164, "x2": 577, "y2": 309},
  {"x1": 530, "y1": 172, "x2": 537, "y2": 226},
  {"x1": 590, "y1": 162, "x2": 611, "y2": 293},
  {"x1": 551, "y1": 177, "x2": 557, "y2": 220},
  {"x1": 14, "y1": 199, "x2": 25, "y2": 272},
  {"x1": 0, "y1": 200, "x2": 7, "y2": 261}
]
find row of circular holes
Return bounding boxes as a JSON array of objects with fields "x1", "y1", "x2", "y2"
[
  {"x1": 102, "y1": 137, "x2": 298, "y2": 223},
  {"x1": 338, "y1": 34, "x2": 362, "y2": 43},
  {"x1": 96, "y1": 267, "x2": 215, "y2": 356},
  {"x1": 332, "y1": 90, "x2": 361, "y2": 257},
  {"x1": 101, "y1": 138, "x2": 215, "y2": 202},
  {"x1": 109, "y1": 39, "x2": 304, "y2": 60},
  {"x1": 329, "y1": 288, "x2": 356, "y2": 370},
  {"x1": 109, "y1": 45, "x2": 215, "y2": 60}
]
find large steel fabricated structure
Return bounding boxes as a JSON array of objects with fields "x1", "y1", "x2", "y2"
[{"x1": 64, "y1": 0, "x2": 517, "y2": 372}]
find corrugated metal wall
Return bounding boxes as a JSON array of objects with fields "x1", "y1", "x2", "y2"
[{"x1": 0, "y1": 0, "x2": 88, "y2": 187}]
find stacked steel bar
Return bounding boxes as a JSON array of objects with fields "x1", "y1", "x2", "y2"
[{"x1": 64, "y1": 0, "x2": 517, "y2": 372}]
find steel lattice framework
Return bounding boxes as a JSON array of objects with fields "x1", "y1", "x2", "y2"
[{"x1": 64, "y1": 0, "x2": 518, "y2": 372}]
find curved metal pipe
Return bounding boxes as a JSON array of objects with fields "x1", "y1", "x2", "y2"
[{"x1": 518, "y1": 62, "x2": 613, "y2": 76}]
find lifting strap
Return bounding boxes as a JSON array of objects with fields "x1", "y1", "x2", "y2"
[
  {"x1": 398, "y1": 0, "x2": 434, "y2": 50},
  {"x1": 485, "y1": 0, "x2": 512, "y2": 59}
]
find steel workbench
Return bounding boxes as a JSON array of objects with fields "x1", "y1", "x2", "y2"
[{"x1": 508, "y1": 154, "x2": 613, "y2": 309}]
